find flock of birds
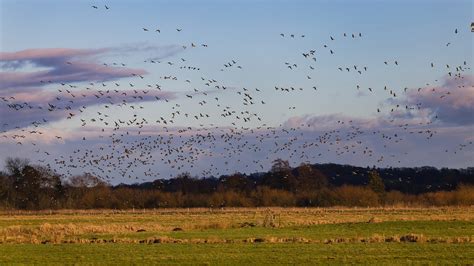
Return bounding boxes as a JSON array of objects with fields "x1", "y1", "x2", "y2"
[{"x1": 0, "y1": 4, "x2": 472, "y2": 182}]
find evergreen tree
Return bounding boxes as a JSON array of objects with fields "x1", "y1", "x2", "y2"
[{"x1": 368, "y1": 170, "x2": 385, "y2": 196}]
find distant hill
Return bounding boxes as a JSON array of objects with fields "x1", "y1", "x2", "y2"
[{"x1": 118, "y1": 163, "x2": 474, "y2": 195}]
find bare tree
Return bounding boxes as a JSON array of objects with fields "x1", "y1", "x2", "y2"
[{"x1": 270, "y1": 159, "x2": 291, "y2": 173}]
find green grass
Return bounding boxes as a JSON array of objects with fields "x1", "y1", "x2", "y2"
[
  {"x1": 179, "y1": 220, "x2": 473, "y2": 238},
  {"x1": 1, "y1": 208, "x2": 473, "y2": 264},
  {"x1": 76, "y1": 220, "x2": 474, "y2": 242},
  {"x1": 1, "y1": 243, "x2": 473, "y2": 265}
]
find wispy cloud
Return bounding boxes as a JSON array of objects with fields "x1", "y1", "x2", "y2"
[
  {"x1": 398, "y1": 75, "x2": 474, "y2": 125},
  {"x1": 1, "y1": 113, "x2": 472, "y2": 182},
  {"x1": 0, "y1": 44, "x2": 184, "y2": 92}
]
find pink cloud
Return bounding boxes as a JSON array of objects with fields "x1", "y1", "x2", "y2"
[
  {"x1": 0, "y1": 44, "x2": 184, "y2": 91},
  {"x1": 1, "y1": 114, "x2": 472, "y2": 181},
  {"x1": 0, "y1": 48, "x2": 148, "y2": 90},
  {"x1": 401, "y1": 75, "x2": 474, "y2": 125}
]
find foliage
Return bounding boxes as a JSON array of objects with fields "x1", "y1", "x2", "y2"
[{"x1": 0, "y1": 158, "x2": 473, "y2": 209}]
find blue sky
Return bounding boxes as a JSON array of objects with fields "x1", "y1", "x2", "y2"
[
  {"x1": 3, "y1": 0, "x2": 471, "y2": 118},
  {"x1": 0, "y1": 0, "x2": 473, "y2": 182}
]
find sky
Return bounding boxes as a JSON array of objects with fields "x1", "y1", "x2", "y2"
[{"x1": 0, "y1": 0, "x2": 473, "y2": 184}]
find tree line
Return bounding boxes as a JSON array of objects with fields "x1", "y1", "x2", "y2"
[{"x1": 0, "y1": 157, "x2": 473, "y2": 210}]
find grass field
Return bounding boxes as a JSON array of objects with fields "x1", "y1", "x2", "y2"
[{"x1": 0, "y1": 207, "x2": 473, "y2": 264}]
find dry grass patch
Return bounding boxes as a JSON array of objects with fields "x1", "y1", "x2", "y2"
[{"x1": 0, "y1": 207, "x2": 473, "y2": 244}]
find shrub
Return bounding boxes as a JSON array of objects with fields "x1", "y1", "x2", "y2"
[{"x1": 334, "y1": 185, "x2": 380, "y2": 206}]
